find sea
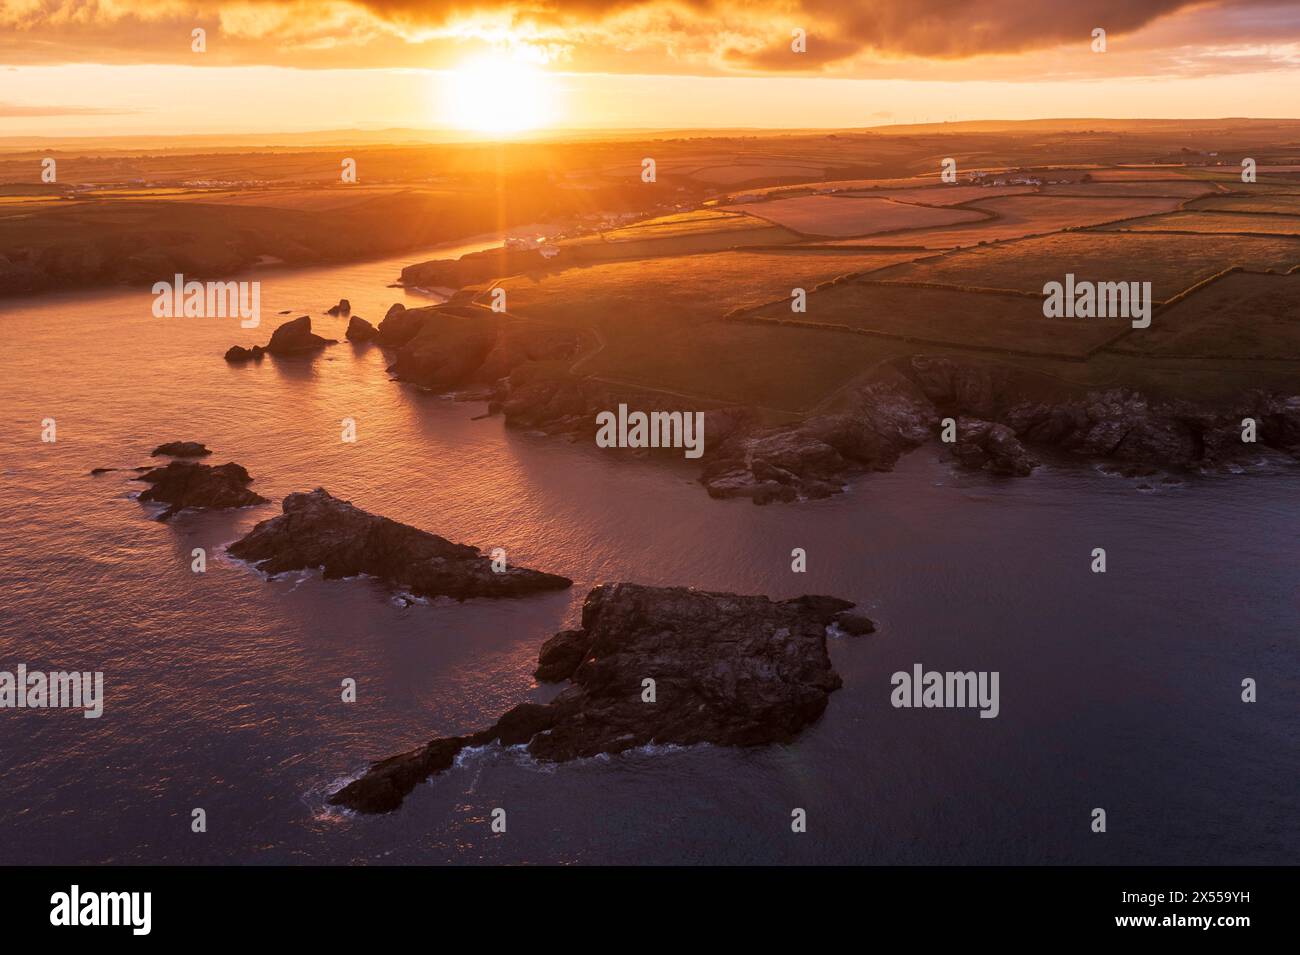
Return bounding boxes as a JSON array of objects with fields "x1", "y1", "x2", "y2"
[{"x1": 1, "y1": 243, "x2": 1296, "y2": 864}]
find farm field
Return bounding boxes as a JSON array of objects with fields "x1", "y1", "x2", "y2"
[
  {"x1": 1038, "y1": 181, "x2": 1219, "y2": 198},
  {"x1": 1113, "y1": 272, "x2": 1300, "y2": 359},
  {"x1": 573, "y1": 315, "x2": 913, "y2": 413},
  {"x1": 822, "y1": 195, "x2": 1186, "y2": 248},
  {"x1": 1188, "y1": 194, "x2": 1300, "y2": 214},
  {"x1": 690, "y1": 163, "x2": 827, "y2": 184},
  {"x1": 713, "y1": 175, "x2": 937, "y2": 202},
  {"x1": 1086, "y1": 167, "x2": 1204, "y2": 180},
  {"x1": 719, "y1": 195, "x2": 988, "y2": 237},
  {"x1": 558, "y1": 220, "x2": 799, "y2": 260},
  {"x1": 594, "y1": 209, "x2": 770, "y2": 239},
  {"x1": 5, "y1": 118, "x2": 1300, "y2": 406},
  {"x1": 1099, "y1": 210, "x2": 1300, "y2": 235},
  {"x1": 192, "y1": 185, "x2": 447, "y2": 211},
  {"x1": 839, "y1": 184, "x2": 1036, "y2": 205},
  {"x1": 863, "y1": 232, "x2": 1300, "y2": 302},
  {"x1": 743, "y1": 280, "x2": 1126, "y2": 358},
  {"x1": 493, "y1": 248, "x2": 929, "y2": 326}
]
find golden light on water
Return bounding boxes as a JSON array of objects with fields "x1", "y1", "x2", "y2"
[{"x1": 443, "y1": 53, "x2": 558, "y2": 135}]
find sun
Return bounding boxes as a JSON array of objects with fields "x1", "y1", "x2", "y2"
[{"x1": 444, "y1": 53, "x2": 557, "y2": 135}]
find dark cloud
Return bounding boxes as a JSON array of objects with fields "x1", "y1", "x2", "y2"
[
  {"x1": 347, "y1": 0, "x2": 1219, "y2": 59},
  {"x1": 0, "y1": 0, "x2": 1293, "y2": 73},
  {"x1": 724, "y1": 0, "x2": 1227, "y2": 69}
]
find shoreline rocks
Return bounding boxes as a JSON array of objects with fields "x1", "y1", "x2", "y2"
[
  {"x1": 700, "y1": 380, "x2": 935, "y2": 503},
  {"x1": 374, "y1": 305, "x2": 580, "y2": 391},
  {"x1": 951, "y1": 418, "x2": 1038, "y2": 476},
  {"x1": 132, "y1": 461, "x2": 268, "y2": 521},
  {"x1": 329, "y1": 583, "x2": 853, "y2": 813},
  {"x1": 225, "y1": 315, "x2": 337, "y2": 361},
  {"x1": 151, "y1": 441, "x2": 212, "y2": 458},
  {"x1": 399, "y1": 248, "x2": 549, "y2": 291},
  {"x1": 227, "y1": 488, "x2": 572, "y2": 601},
  {"x1": 224, "y1": 344, "x2": 264, "y2": 363},
  {"x1": 345, "y1": 315, "x2": 377, "y2": 342},
  {"x1": 474, "y1": 352, "x2": 1299, "y2": 503}
]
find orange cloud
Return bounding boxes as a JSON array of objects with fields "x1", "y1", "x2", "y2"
[{"x1": 1, "y1": 0, "x2": 1297, "y2": 79}]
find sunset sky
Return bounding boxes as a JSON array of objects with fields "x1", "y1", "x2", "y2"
[{"x1": 3, "y1": 0, "x2": 1299, "y2": 136}]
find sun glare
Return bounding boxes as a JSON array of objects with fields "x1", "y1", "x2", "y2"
[{"x1": 444, "y1": 53, "x2": 556, "y2": 135}]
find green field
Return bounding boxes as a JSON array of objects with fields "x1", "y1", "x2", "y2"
[{"x1": 865, "y1": 232, "x2": 1300, "y2": 302}]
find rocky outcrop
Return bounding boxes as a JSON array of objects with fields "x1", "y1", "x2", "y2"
[
  {"x1": 909, "y1": 356, "x2": 1300, "y2": 472},
  {"x1": 700, "y1": 380, "x2": 934, "y2": 503},
  {"x1": 909, "y1": 356, "x2": 1294, "y2": 470},
  {"x1": 225, "y1": 315, "x2": 336, "y2": 361},
  {"x1": 89, "y1": 465, "x2": 151, "y2": 476},
  {"x1": 831, "y1": 612, "x2": 877, "y2": 636},
  {"x1": 1001, "y1": 390, "x2": 1300, "y2": 469},
  {"x1": 374, "y1": 303, "x2": 427, "y2": 348},
  {"x1": 345, "y1": 315, "x2": 377, "y2": 342},
  {"x1": 224, "y1": 345, "x2": 264, "y2": 363},
  {"x1": 491, "y1": 368, "x2": 616, "y2": 435},
  {"x1": 227, "y1": 488, "x2": 572, "y2": 600},
  {"x1": 490, "y1": 354, "x2": 1299, "y2": 500},
  {"x1": 133, "y1": 461, "x2": 268, "y2": 521},
  {"x1": 326, "y1": 299, "x2": 351, "y2": 316},
  {"x1": 951, "y1": 418, "x2": 1038, "y2": 476},
  {"x1": 264, "y1": 315, "x2": 336, "y2": 354},
  {"x1": 151, "y1": 441, "x2": 212, "y2": 458},
  {"x1": 908, "y1": 355, "x2": 1017, "y2": 420},
  {"x1": 400, "y1": 248, "x2": 549, "y2": 291},
  {"x1": 329, "y1": 583, "x2": 852, "y2": 813},
  {"x1": 375, "y1": 306, "x2": 580, "y2": 392}
]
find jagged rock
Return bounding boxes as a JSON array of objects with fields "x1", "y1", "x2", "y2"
[
  {"x1": 832, "y1": 611, "x2": 876, "y2": 635},
  {"x1": 326, "y1": 298, "x2": 351, "y2": 316},
  {"x1": 151, "y1": 441, "x2": 211, "y2": 458},
  {"x1": 387, "y1": 312, "x2": 498, "y2": 388},
  {"x1": 383, "y1": 309, "x2": 579, "y2": 392},
  {"x1": 227, "y1": 488, "x2": 572, "y2": 600},
  {"x1": 909, "y1": 356, "x2": 1300, "y2": 471},
  {"x1": 701, "y1": 380, "x2": 933, "y2": 503},
  {"x1": 329, "y1": 583, "x2": 851, "y2": 813},
  {"x1": 400, "y1": 248, "x2": 547, "y2": 290},
  {"x1": 224, "y1": 344, "x2": 264, "y2": 363},
  {"x1": 132, "y1": 461, "x2": 267, "y2": 521},
  {"x1": 226, "y1": 316, "x2": 335, "y2": 360},
  {"x1": 345, "y1": 315, "x2": 377, "y2": 342},
  {"x1": 264, "y1": 315, "x2": 336, "y2": 354},
  {"x1": 1001, "y1": 389, "x2": 1299, "y2": 470},
  {"x1": 375, "y1": 304, "x2": 429, "y2": 348},
  {"x1": 1254, "y1": 394, "x2": 1300, "y2": 453},
  {"x1": 534, "y1": 629, "x2": 591, "y2": 682},
  {"x1": 907, "y1": 355, "x2": 1023, "y2": 419},
  {"x1": 496, "y1": 370, "x2": 609, "y2": 433},
  {"x1": 952, "y1": 418, "x2": 1038, "y2": 476}
]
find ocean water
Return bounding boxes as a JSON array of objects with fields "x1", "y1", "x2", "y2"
[{"x1": 0, "y1": 248, "x2": 1296, "y2": 865}]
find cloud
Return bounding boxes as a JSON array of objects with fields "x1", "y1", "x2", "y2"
[{"x1": 1, "y1": 0, "x2": 1297, "y2": 78}]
